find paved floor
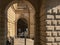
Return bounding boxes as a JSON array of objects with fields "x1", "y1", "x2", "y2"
[{"x1": 14, "y1": 38, "x2": 34, "y2": 45}]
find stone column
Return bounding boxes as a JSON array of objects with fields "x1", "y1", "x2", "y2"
[
  {"x1": 34, "y1": 0, "x2": 46, "y2": 45},
  {"x1": 40, "y1": 0, "x2": 47, "y2": 45},
  {"x1": 0, "y1": 9, "x2": 7, "y2": 45},
  {"x1": 0, "y1": 0, "x2": 12, "y2": 45},
  {"x1": 34, "y1": 0, "x2": 41, "y2": 45}
]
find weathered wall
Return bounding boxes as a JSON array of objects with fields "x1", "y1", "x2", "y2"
[{"x1": 46, "y1": 0, "x2": 60, "y2": 45}]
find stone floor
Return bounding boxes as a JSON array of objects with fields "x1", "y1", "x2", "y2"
[{"x1": 14, "y1": 38, "x2": 34, "y2": 45}]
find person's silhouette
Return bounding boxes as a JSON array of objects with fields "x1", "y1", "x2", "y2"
[{"x1": 6, "y1": 39, "x2": 11, "y2": 45}]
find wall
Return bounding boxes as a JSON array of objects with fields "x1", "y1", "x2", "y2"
[
  {"x1": 7, "y1": 7, "x2": 15, "y2": 37},
  {"x1": 46, "y1": 0, "x2": 60, "y2": 45}
]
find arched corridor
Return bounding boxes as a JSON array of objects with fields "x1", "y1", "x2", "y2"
[
  {"x1": 6, "y1": 0, "x2": 35, "y2": 45},
  {"x1": 0, "y1": 0, "x2": 46, "y2": 45}
]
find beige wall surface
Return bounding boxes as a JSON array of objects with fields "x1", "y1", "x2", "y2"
[{"x1": 46, "y1": 0, "x2": 60, "y2": 45}]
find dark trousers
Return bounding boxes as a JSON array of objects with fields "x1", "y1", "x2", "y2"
[{"x1": 6, "y1": 40, "x2": 11, "y2": 45}]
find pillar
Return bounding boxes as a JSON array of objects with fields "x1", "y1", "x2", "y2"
[
  {"x1": 40, "y1": 0, "x2": 47, "y2": 45},
  {"x1": 34, "y1": 0, "x2": 46, "y2": 45},
  {"x1": 0, "y1": 0, "x2": 13, "y2": 45}
]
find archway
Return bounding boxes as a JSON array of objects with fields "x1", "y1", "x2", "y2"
[
  {"x1": 6, "y1": 0, "x2": 35, "y2": 45},
  {"x1": 6, "y1": 0, "x2": 35, "y2": 39},
  {"x1": 17, "y1": 18, "x2": 28, "y2": 38}
]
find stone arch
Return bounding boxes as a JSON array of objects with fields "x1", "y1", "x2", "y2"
[
  {"x1": 0, "y1": 0, "x2": 46, "y2": 45},
  {"x1": 17, "y1": 18, "x2": 28, "y2": 38},
  {"x1": 6, "y1": 0, "x2": 36, "y2": 39}
]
